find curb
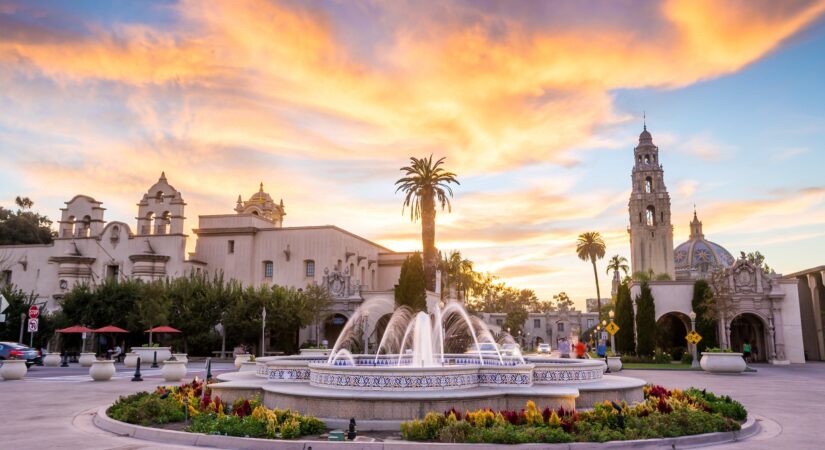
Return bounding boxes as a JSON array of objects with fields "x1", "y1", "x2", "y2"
[{"x1": 93, "y1": 405, "x2": 760, "y2": 449}]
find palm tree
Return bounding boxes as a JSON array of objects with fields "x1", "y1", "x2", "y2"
[
  {"x1": 605, "y1": 255, "x2": 629, "y2": 280},
  {"x1": 576, "y1": 231, "x2": 607, "y2": 318},
  {"x1": 396, "y1": 155, "x2": 459, "y2": 291},
  {"x1": 440, "y1": 250, "x2": 475, "y2": 301}
]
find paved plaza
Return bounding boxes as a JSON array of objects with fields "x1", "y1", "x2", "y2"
[{"x1": 0, "y1": 361, "x2": 823, "y2": 449}]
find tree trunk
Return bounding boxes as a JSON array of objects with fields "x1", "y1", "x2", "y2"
[
  {"x1": 421, "y1": 187, "x2": 437, "y2": 291},
  {"x1": 591, "y1": 258, "x2": 601, "y2": 319}
]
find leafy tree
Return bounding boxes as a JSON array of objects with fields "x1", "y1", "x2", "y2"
[
  {"x1": 0, "y1": 197, "x2": 53, "y2": 245},
  {"x1": 743, "y1": 251, "x2": 775, "y2": 274},
  {"x1": 301, "y1": 283, "x2": 333, "y2": 346},
  {"x1": 692, "y1": 279, "x2": 718, "y2": 352},
  {"x1": 576, "y1": 231, "x2": 606, "y2": 318},
  {"x1": 439, "y1": 250, "x2": 475, "y2": 301},
  {"x1": 635, "y1": 282, "x2": 656, "y2": 356},
  {"x1": 503, "y1": 304, "x2": 528, "y2": 337},
  {"x1": 165, "y1": 272, "x2": 236, "y2": 354},
  {"x1": 553, "y1": 292, "x2": 575, "y2": 312},
  {"x1": 0, "y1": 284, "x2": 54, "y2": 348},
  {"x1": 614, "y1": 282, "x2": 635, "y2": 355},
  {"x1": 395, "y1": 155, "x2": 459, "y2": 290},
  {"x1": 395, "y1": 253, "x2": 427, "y2": 312}
]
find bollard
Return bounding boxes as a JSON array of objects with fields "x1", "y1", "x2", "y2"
[
  {"x1": 131, "y1": 357, "x2": 143, "y2": 382},
  {"x1": 151, "y1": 350, "x2": 159, "y2": 368},
  {"x1": 347, "y1": 417, "x2": 357, "y2": 440},
  {"x1": 205, "y1": 357, "x2": 213, "y2": 381}
]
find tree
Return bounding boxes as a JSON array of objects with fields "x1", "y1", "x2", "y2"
[
  {"x1": 503, "y1": 303, "x2": 528, "y2": 337},
  {"x1": 395, "y1": 253, "x2": 427, "y2": 312},
  {"x1": 692, "y1": 279, "x2": 718, "y2": 352},
  {"x1": 553, "y1": 292, "x2": 575, "y2": 313},
  {"x1": 0, "y1": 284, "x2": 53, "y2": 348},
  {"x1": 395, "y1": 155, "x2": 459, "y2": 291},
  {"x1": 614, "y1": 282, "x2": 635, "y2": 355},
  {"x1": 302, "y1": 283, "x2": 333, "y2": 346},
  {"x1": 165, "y1": 271, "x2": 237, "y2": 354},
  {"x1": 635, "y1": 282, "x2": 656, "y2": 356},
  {"x1": 576, "y1": 231, "x2": 606, "y2": 318},
  {"x1": 743, "y1": 251, "x2": 775, "y2": 274},
  {"x1": 440, "y1": 250, "x2": 475, "y2": 301},
  {"x1": 605, "y1": 255, "x2": 629, "y2": 281},
  {"x1": 0, "y1": 197, "x2": 53, "y2": 245}
]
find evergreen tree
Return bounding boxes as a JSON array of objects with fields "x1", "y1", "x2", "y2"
[
  {"x1": 614, "y1": 282, "x2": 635, "y2": 355},
  {"x1": 394, "y1": 253, "x2": 427, "y2": 312},
  {"x1": 692, "y1": 279, "x2": 718, "y2": 351},
  {"x1": 635, "y1": 282, "x2": 656, "y2": 356}
]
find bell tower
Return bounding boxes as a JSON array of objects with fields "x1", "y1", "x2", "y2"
[{"x1": 628, "y1": 124, "x2": 675, "y2": 278}]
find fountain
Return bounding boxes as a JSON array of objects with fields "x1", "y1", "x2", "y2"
[{"x1": 210, "y1": 297, "x2": 645, "y2": 429}]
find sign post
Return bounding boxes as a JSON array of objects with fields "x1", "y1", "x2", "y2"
[
  {"x1": 0, "y1": 293, "x2": 9, "y2": 323},
  {"x1": 28, "y1": 305, "x2": 40, "y2": 348}
]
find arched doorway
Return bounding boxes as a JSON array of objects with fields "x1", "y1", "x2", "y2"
[
  {"x1": 730, "y1": 313, "x2": 767, "y2": 362},
  {"x1": 373, "y1": 313, "x2": 393, "y2": 347},
  {"x1": 656, "y1": 312, "x2": 689, "y2": 361},
  {"x1": 324, "y1": 313, "x2": 348, "y2": 347}
]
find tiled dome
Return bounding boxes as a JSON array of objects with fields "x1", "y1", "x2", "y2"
[{"x1": 674, "y1": 212, "x2": 735, "y2": 278}]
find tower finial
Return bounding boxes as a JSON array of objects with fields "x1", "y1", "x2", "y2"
[
  {"x1": 643, "y1": 111, "x2": 646, "y2": 131},
  {"x1": 259, "y1": 182, "x2": 264, "y2": 192}
]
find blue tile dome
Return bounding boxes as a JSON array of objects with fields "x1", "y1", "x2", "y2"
[{"x1": 674, "y1": 212, "x2": 735, "y2": 279}]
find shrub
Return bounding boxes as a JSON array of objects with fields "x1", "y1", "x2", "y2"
[
  {"x1": 108, "y1": 392, "x2": 185, "y2": 426},
  {"x1": 439, "y1": 421, "x2": 472, "y2": 443},
  {"x1": 653, "y1": 349, "x2": 671, "y2": 364},
  {"x1": 680, "y1": 352, "x2": 693, "y2": 364}
]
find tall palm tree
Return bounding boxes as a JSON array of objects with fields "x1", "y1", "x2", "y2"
[
  {"x1": 440, "y1": 250, "x2": 475, "y2": 300},
  {"x1": 396, "y1": 155, "x2": 459, "y2": 291},
  {"x1": 605, "y1": 255, "x2": 629, "y2": 280},
  {"x1": 576, "y1": 231, "x2": 607, "y2": 318}
]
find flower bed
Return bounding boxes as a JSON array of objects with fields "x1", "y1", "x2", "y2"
[
  {"x1": 400, "y1": 385, "x2": 746, "y2": 444},
  {"x1": 107, "y1": 378, "x2": 325, "y2": 440}
]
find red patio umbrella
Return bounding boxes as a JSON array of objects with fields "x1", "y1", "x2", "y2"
[
  {"x1": 57, "y1": 325, "x2": 95, "y2": 352},
  {"x1": 93, "y1": 325, "x2": 129, "y2": 333},
  {"x1": 145, "y1": 325, "x2": 181, "y2": 344}
]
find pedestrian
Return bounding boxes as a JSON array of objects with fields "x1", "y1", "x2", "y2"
[
  {"x1": 575, "y1": 341, "x2": 586, "y2": 359},
  {"x1": 113, "y1": 344, "x2": 123, "y2": 362},
  {"x1": 743, "y1": 341, "x2": 751, "y2": 362},
  {"x1": 560, "y1": 338, "x2": 571, "y2": 358},
  {"x1": 751, "y1": 344, "x2": 758, "y2": 363}
]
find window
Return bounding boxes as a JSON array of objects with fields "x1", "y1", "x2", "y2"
[
  {"x1": 645, "y1": 206, "x2": 655, "y2": 226},
  {"x1": 264, "y1": 261, "x2": 273, "y2": 278},
  {"x1": 644, "y1": 154, "x2": 650, "y2": 164},
  {"x1": 106, "y1": 265, "x2": 119, "y2": 281},
  {"x1": 496, "y1": 318, "x2": 503, "y2": 326},
  {"x1": 110, "y1": 225, "x2": 120, "y2": 242},
  {"x1": 305, "y1": 260, "x2": 315, "y2": 277},
  {"x1": 143, "y1": 212, "x2": 154, "y2": 235},
  {"x1": 557, "y1": 322, "x2": 565, "y2": 332},
  {"x1": 228, "y1": 240, "x2": 235, "y2": 254},
  {"x1": 534, "y1": 319, "x2": 541, "y2": 329},
  {"x1": 155, "y1": 191, "x2": 164, "y2": 203},
  {"x1": 0, "y1": 270, "x2": 11, "y2": 287},
  {"x1": 587, "y1": 319, "x2": 594, "y2": 329},
  {"x1": 361, "y1": 267, "x2": 366, "y2": 285},
  {"x1": 644, "y1": 177, "x2": 653, "y2": 193}
]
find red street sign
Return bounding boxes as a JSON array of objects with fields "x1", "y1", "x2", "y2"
[{"x1": 28, "y1": 305, "x2": 39, "y2": 319}]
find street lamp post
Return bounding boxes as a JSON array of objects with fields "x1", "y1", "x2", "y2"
[
  {"x1": 608, "y1": 310, "x2": 616, "y2": 355},
  {"x1": 688, "y1": 310, "x2": 699, "y2": 369}
]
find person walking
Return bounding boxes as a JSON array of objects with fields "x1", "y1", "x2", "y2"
[{"x1": 743, "y1": 342, "x2": 752, "y2": 362}]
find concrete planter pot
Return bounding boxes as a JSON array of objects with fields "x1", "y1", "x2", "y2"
[
  {"x1": 161, "y1": 360, "x2": 187, "y2": 382},
  {"x1": 239, "y1": 361, "x2": 257, "y2": 372},
  {"x1": 123, "y1": 352, "x2": 139, "y2": 368},
  {"x1": 0, "y1": 360, "x2": 28, "y2": 380},
  {"x1": 78, "y1": 352, "x2": 97, "y2": 367},
  {"x1": 607, "y1": 356, "x2": 623, "y2": 372},
  {"x1": 700, "y1": 352, "x2": 746, "y2": 374},
  {"x1": 132, "y1": 347, "x2": 172, "y2": 364},
  {"x1": 89, "y1": 360, "x2": 116, "y2": 381},
  {"x1": 173, "y1": 353, "x2": 188, "y2": 364},
  {"x1": 43, "y1": 353, "x2": 62, "y2": 367},
  {"x1": 234, "y1": 353, "x2": 252, "y2": 369}
]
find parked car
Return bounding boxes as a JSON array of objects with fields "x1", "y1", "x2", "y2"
[
  {"x1": 538, "y1": 343, "x2": 552, "y2": 354},
  {"x1": 0, "y1": 342, "x2": 41, "y2": 367},
  {"x1": 466, "y1": 342, "x2": 500, "y2": 355},
  {"x1": 501, "y1": 343, "x2": 521, "y2": 356}
]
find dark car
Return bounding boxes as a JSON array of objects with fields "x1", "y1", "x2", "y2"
[{"x1": 0, "y1": 342, "x2": 41, "y2": 367}]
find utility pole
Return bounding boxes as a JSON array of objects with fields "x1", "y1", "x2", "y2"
[{"x1": 261, "y1": 306, "x2": 267, "y2": 357}]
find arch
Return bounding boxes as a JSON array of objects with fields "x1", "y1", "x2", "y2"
[
  {"x1": 63, "y1": 215, "x2": 76, "y2": 237},
  {"x1": 155, "y1": 190, "x2": 164, "y2": 203},
  {"x1": 730, "y1": 312, "x2": 769, "y2": 362},
  {"x1": 645, "y1": 205, "x2": 655, "y2": 226},
  {"x1": 251, "y1": 210, "x2": 259, "y2": 216},
  {"x1": 644, "y1": 176, "x2": 653, "y2": 193},
  {"x1": 324, "y1": 313, "x2": 349, "y2": 346},
  {"x1": 644, "y1": 154, "x2": 650, "y2": 164},
  {"x1": 155, "y1": 211, "x2": 170, "y2": 235},
  {"x1": 78, "y1": 215, "x2": 91, "y2": 237},
  {"x1": 373, "y1": 313, "x2": 393, "y2": 346},
  {"x1": 655, "y1": 311, "x2": 690, "y2": 360},
  {"x1": 143, "y1": 212, "x2": 155, "y2": 235}
]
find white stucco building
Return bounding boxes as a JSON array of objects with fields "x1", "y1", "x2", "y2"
[
  {"x1": 625, "y1": 127, "x2": 805, "y2": 364},
  {"x1": 0, "y1": 174, "x2": 408, "y2": 345}
]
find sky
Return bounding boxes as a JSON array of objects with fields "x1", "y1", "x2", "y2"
[{"x1": 1, "y1": 0, "x2": 824, "y2": 309}]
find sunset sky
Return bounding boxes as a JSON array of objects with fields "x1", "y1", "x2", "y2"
[{"x1": 1, "y1": 0, "x2": 824, "y2": 308}]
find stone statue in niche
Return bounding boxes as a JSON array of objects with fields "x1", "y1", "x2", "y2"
[{"x1": 322, "y1": 267, "x2": 361, "y2": 299}]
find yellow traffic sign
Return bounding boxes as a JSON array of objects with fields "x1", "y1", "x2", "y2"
[
  {"x1": 686, "y1": 330, "x2": 702, "y2": 344},
  {"x1": 605, "y1": 322, "x2": 620, "y2": 336}
]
